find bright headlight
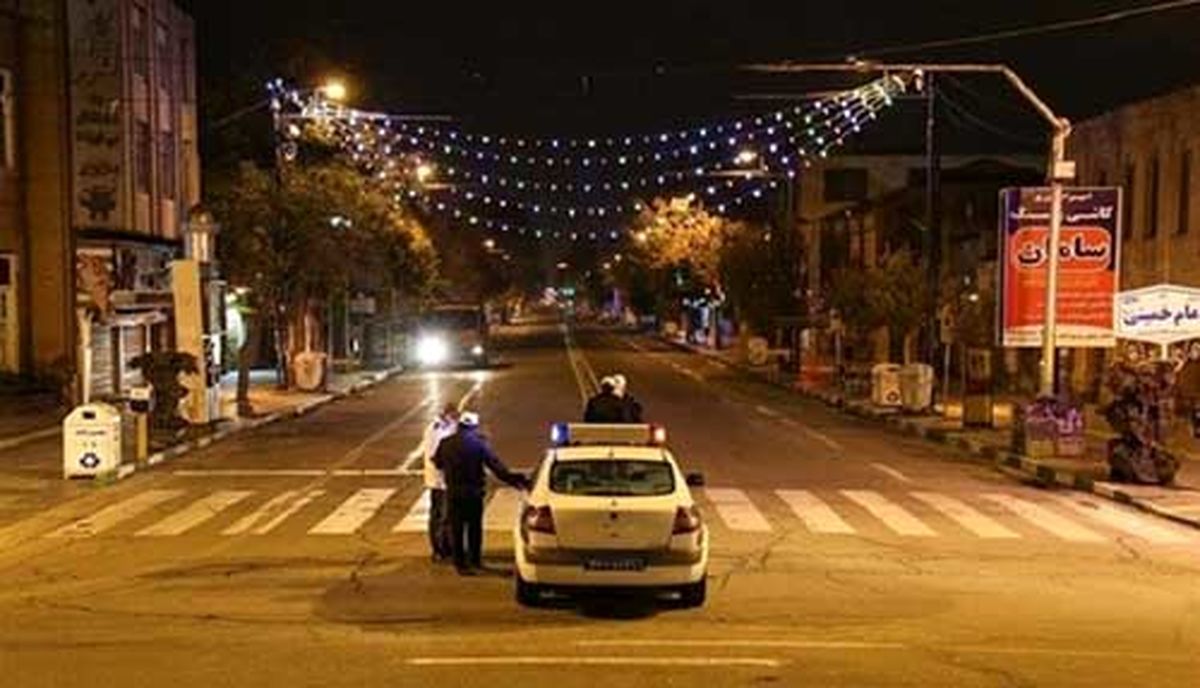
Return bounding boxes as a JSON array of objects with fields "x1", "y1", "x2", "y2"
[
  {"x1": 471, "y1": 344, "x2": 484, "y2": 357},
  {"x1": 416, "y1": 335, "x2": 449, "y2": 365}
]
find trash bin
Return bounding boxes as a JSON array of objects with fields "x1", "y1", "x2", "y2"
[
  {"x1": 900, "y1": 363, "x2": 935, "y2": 412},
  {"x1": 871, "y1": 364, "x2": 903, "y2": 408},
  {"x1": 63, "y1": 403, "x2": 123, "y2": 479},
  {"x1": 293, "y1": 351, "x2": 328, "y2": 391}
]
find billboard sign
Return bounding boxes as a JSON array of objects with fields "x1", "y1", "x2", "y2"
[{"x1": 998, "y1": 187, "x2": 1121, "y2": 348}]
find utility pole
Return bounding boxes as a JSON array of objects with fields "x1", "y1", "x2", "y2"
[
  {"x1": 744, "y1": 61, "x2": 1073, "y2": 401},
  {"x1": 924, "y1": 72, "x2": 942, "y2": 370}
]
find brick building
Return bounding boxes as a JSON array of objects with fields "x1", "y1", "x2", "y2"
[{"x1": 0, "y1": 0, "x2": 199, "y2": 400}]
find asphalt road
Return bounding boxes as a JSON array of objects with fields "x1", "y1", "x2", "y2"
[{"x1": 2, "y1": 322, "x2": 1198, "y2": 687}]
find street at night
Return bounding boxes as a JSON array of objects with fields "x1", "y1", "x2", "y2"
[
  {"x1": 2, "y1": 323, "x2": 1198, "y2": 686},
  {"x1": 5, "y1": 1, "x2": 1200, "y2": 686}
]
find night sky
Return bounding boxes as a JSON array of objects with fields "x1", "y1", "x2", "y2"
[{"x1": 190, "y1": 1, "x2": 1200, "y2": 153}]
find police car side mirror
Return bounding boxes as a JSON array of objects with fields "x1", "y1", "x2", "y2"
[{"x1": 685, "y1": 472, "x2": 705, "y2": 488}]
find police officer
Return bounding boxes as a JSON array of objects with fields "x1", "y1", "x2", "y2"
[
  {"x1": 421, "y1": 403, "x2": 458, "y2": 562},
  {"x1": 584, "y1": 377, "x2": 627, "y2": 423},
  {"x1": 611, "y1": 373, "x2": 644, "y2": 423},
  {"x1": 434, "y1": 412, "x2": 528, "y2": 575}
]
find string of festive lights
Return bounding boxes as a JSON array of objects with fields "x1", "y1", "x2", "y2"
[{"x1": 269, "y1": 74, "x2": 910, "y2": 241}]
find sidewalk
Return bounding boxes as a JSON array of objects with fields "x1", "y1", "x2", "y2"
[
  {"x1": 664, "y1": 336, "x2": 1200, "y2": 531},
  {"x1": 0, "y1": 366, "x2": 403, "y2": 481}
]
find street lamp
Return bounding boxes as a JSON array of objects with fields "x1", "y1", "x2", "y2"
[
  {"x1": 319, "y1": 79, "x2": 348, "y2": 103},
  {"x1": 415, "y1": 161, "x2": 435, "y2": 184},
  {"x1": 483, "y1": 238, "x2": 496, "y2": 251},
  {"x1": 734, "y1": 149, "x2": 759, "y2": 166}
]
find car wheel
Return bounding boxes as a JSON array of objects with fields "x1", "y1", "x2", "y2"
[
  {"x1": 679, "y1": 577, "x2": 706, "y2": 608},
  {"x1": 515, "y1": 575, "x2": 542, "y2": 607}
]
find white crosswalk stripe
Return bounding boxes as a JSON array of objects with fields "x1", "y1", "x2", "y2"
[
  {"x1": 394, "y1": 489, "x2": 432, "y2": 533},
  {"x1": 775, "y1": 490, "x2": 855, "y2": 534},
  {"x1": 48, "y1": 490, "x2": 184, "y2": 539},
  {"x1": 485, "y1": 488, "x2": 524, "y2": 532},
  {"x1": 910, "y1": 491, "x2": 1019, "y2": 539},
  {"x1": 223, "y1": 490, "x2": 325, "y2": 536},
  {"x1": 40, "y1": 485, "x2": 1193, "y2": 548},
  {"x1": 308, "y1": 488, "x2": 397, "y2": 535},
  {"x1": 841, "y1": 490, "x2": 936, "y2": 537},
  {"x1": 983, "y1": 493, "x2": 1106, "y2": 543},
  {"x1": 137, "y1": 491, "x2": 253, "y2": 537},
  {"x1": 1053, "y1": 495, "x2": 1190, "y2": 545},
  {"x1": 703, "y1": 488, "x2": 773, "y2": 532}
]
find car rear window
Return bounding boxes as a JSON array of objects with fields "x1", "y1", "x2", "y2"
[{"x1": 549, "y1": 460, "x2": 675, "y2": 497}]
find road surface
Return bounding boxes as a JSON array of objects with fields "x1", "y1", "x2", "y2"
[{"x1": 2, "y1": 322, "x2": 1198, "y2": 687}]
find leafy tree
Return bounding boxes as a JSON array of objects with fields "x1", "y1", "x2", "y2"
[
  {"x1": 211, "y1": 162, "x2": 437, "y2": 412},
  {"x1": 868, "y1": 250, "x2": 932, "y2": 362}
]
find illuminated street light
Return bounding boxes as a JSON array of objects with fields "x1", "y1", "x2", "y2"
[
  {"x1": 320, "y1": 79, "x2": 348, "y2": 102},
  {"x1": 483, "y1": 238, "x2": 496, "y2": 250},
  {"x1": 734, "y1": 149, "x2": 759, "y2": 166},
  {"x1": 556, "y1": 262, "x2": 569, "y2": 270},
  {"x1": 415, "y1": 161, "x2": 435, "y2": 183}
]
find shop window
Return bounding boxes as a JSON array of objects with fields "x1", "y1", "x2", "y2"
[
  {"x1": 135, "y1": 121, "x2": 151, "y2": 193},
  {"x1": 1179, "y1": 150, "x2": 1191, "y2": 236},
  {"x1": 160, "y1": 133, "x2": 175, "y2": 199},
  {"x1": 132, "y1": 5, "x2": 149, "y2": 78},
  {"x1": 0, "y1": 69, "x2": 12, "y2": 169}
]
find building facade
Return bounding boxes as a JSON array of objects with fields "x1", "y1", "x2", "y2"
[
  {"x1": 1065, "y1": 84, "x2": 1200, "y2": 396},
  {"x1": 0, "y1": 0, "x2": 198, "y2": 400}
]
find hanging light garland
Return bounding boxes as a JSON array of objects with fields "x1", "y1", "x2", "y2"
[{"x1": 271, "y1": 74, "x2": 909, "y2": 242}]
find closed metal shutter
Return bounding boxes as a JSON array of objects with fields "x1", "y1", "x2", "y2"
[
  {"x1": 90, "y1": 324, "x2": 115, "y2": 399},
  {"x1": 121, "y1": 325, "x2": 148, "y2": 392}
]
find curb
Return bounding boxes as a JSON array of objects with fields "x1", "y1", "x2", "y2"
[
  {"x1": 0, "y1": 425, "x2": 62, "y2": 452},
  {"x1": 661, "y1": 335, "x2": 1200, "y2": 531},
  {"x1": 107, "y1": 367, "x2": 404, "y2": 484}
]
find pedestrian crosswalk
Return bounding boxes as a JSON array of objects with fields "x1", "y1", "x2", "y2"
[{"x1": 40, "y1": 485, "x2": 1194, "y2": 548}]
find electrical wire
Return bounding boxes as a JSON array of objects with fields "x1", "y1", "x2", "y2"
[
  {"x1": 937, "y1": 89, "x2": 1046, "y2": 148},
  {"x1": 854, "y1": 0, "x2": 1200, "y2": 58}
]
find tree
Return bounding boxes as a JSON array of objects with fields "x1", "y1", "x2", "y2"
[
  {"x1": 210, "y1": 162, "x2": 437, "y2": 412},
  {"x1": 869, "y1": 250, "x2": 932, "y2": 362},
  {"x1": 720, "y1": 222, "x2": 802, "y2": 338}
]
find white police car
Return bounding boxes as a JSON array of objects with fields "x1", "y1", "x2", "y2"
[{"x1": 514, "y1": 423, "x2": 708, "y2": 607}]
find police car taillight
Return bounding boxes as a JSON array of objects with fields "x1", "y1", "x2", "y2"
[
  {"x1": 523, "y1": 505, "x2": 556, "y2": 535},
  {"x1": 672, "y1": 506, "x2": 702, "y2": 535}
]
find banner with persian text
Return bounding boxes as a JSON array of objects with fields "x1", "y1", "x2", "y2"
[{"x1": 998, "y1": 187, "x2": 1121, "y2": 348}]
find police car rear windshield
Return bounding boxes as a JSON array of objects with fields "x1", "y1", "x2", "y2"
[{"x1": 549, "y1": 460, "x2": 674, "y2": 497}]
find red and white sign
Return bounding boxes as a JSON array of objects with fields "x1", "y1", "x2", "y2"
[{"x1": 998, "y1": 187, "x2": 1121, "y2": 348}]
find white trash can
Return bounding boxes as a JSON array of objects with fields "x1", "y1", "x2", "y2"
[
  {"x1": 63, "y1": 403, "x2": 123, "y2": 479},
  {"x1": 871, "y1": 364, "x2": 903, "y2": 407},
  {"x1": 900, "y1": 363, "x2": 935, "y2": 412}
]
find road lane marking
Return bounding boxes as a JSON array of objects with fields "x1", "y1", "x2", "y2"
[
  {"x1": 406, "y1": 657, "x2": 782, "y2": 668},
  {"x1": 870, "y1": 463, "x2": 913, "y2": 484},
  {"x1": 841, "y1": 490, "x2": 937, "y2": 537},
  {"x1": 577, "y1": 639, "x2": 904, "y2": 650},
  {"x1": 1053, "y1": 495, "x2": 1190, "y2": 545},
  {"x1": 703, "y1": 488, "x2": 773, "y2": 532},
  {"x1": 779, "y1": 418, "x2": 844, "y2": 452},
  {"x1": 775, "y1": 490, "x2": 855, "y2": 534},
  {"x1": 308, "y1": 488, "x2": 397, "y2": 535},
  {"x1": 484, "y1": 488, "x2": 523, "y2": 531},
  {"x1": 48, "y1": 490, "x2": 184, "y2": 538},
  {"x1": 755, "y1": 405, "x2": 781, "y2": 418},
  {"x1": 136, "y1": 491, "x2": 253, "y2": 537},
  {"x1": 909, "y1": 492, "x2": 1019, "y2": 539},
  {"x1": 983, "y1": 494, "x2": 1106, "y2": 543},
  {"x1": 174, "y1": 468, "x2": 407, "y2": 477},
  {"x1": 223, "y1": 489, "x2": 325, "y2": 535},
  {"x1": 395, "y1": 489, "x2": 432, "y2": 533}
]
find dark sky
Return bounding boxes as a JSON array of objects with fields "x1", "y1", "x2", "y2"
[{"x1": 191, "y1": 1, "x2": 1200, "y2": 148}]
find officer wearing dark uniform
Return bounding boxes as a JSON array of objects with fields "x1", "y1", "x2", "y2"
[
  {"x1": 433, "y1": 412, "x2": 528, "y2": 574},
  {"x1": 584, "y1": 378, "x2": 627, "y2": 423}
]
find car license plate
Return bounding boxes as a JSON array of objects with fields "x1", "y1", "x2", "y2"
[{"x1": 584, "y1": 557, "x2": 647, "y2": 572}]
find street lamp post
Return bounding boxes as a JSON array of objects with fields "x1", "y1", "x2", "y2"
[{"x1": 745, "y1": 61, "x2": 1074, "y2": 398}]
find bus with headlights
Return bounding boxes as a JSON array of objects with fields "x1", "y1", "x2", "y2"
[{"x1": 409, "y1": 304, "x2": 489, "y2": 368}]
